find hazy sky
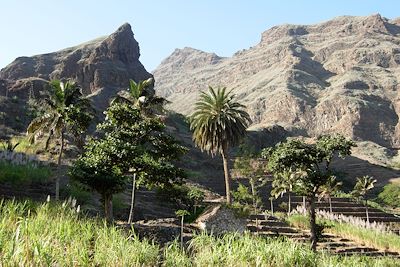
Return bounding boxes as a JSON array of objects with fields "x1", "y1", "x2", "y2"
[{"x1": 1, "y1": 1, "x2": 399, "y2": 72}]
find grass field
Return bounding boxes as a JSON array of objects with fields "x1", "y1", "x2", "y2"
[{"x1": 0, "y1": 200, "x2": 399, "y2": 266}]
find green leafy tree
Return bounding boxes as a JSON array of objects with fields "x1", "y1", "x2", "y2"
[
  {"x1": 70, "y1": 102, "x2": 185, "y2": 222},
  {"x1": 262, "y1": 134, "x2": 355, "y2": 250},
  {"x1": 190, "y1": 86, "x2": 251, "y2": 204},
  {"x1": 352, "y1": 175, "x2": 377, "y2": 223},
  {"x1": 111, "y1": 77, "x2": 172, "y2": 224},
  {"x1": 233, "y1": 144, "x2": 266, "y2": 211},
  {"x1": 319, "y1": 175, "x2": 342, "y2": 213},
  {"x1": 27, "y1": 80, "x2": 93, "y2": 200}
]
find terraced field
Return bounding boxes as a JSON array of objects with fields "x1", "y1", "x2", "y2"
[{"x1": 247, "y1": 214, "x2": 400, "y2": 258}]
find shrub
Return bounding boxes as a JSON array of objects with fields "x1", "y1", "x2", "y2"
[
  {"x1": 378, "y1": 183, "x2": 400, "y2": 208},
  {"x1": 0, "y1": 160, "x2": 51, "y2": 186}
]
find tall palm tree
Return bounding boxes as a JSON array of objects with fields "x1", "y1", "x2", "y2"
[
  {"x1": 190, "y1": 86, "x2": 251, "y2": 204},
  {"x1": 27, "y1": 79, "x2": 92, "y2": 200},
  {"x1": 352, "y1": 175, "x2": 377, "y2": 223},
  {"x1": 319, "y1": 175, "x2": 342, "y2": 213}
]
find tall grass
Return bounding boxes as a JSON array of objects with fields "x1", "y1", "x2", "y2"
[
  {"x1": 0, "y1": 200, "x2": 399, "y2": 266},
  {"x1": 0, "y1": 161, "x2": 51, "y2": 185},
  {"x1": 162, "y1": 232, "x2": 400, "y2": 267},
  {"x1": 0, "y1": 200, "x2": 159, "y2": 266}
]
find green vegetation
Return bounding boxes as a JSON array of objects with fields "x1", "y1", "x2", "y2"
[
  {"x1": 0, "y1": 161, "x2": 51, "y2": 185},
  {"x1": 352, "y1": 175, "x2": 377, "y2": 222},
  {"x1": 378, "y1": 183, "x2": 400, "y2": 209},
  {"x1": 262, "y1": 135, "x2": 355, "y2": 250},
  {"x1": 233, "y1": 144, "x2": 265, "y2": 211},
  {"x1": 70, "y1": 101, "x2": 185, "y2": 221},
  {"x1": 286, "y1": 214, "x2": 400, "y2": 254},
  {"x1": 1, "y1": 199, "x2": 398, "y2": 266},
  {"x1": 167, "y1": 233, "x2": 399, "y2": 267},
  {"x1": 190, "y1": 86, "x2": 251, "y2": 204},
  {"x1": 0, "y1": 200, "x2": 159, "y2": 266},
  {"x1": 27, "y1": 79, "x2": 93, "y2": 200}
]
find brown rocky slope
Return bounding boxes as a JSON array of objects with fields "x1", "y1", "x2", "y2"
[
  {"x1": 154, "y1": 14, "x2": 400, "y2": 148},
  {"x1": 0, "y1": 23, "x2": 152, "y2": 134}
]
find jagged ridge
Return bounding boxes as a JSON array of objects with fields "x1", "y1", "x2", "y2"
[{"x1": 153, "y1": 14, "x2": 400, "y2": 147}]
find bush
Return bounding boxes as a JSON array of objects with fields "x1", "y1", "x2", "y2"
[
  {"x1": 378, "y1": 183, "x2": 400, "y2": 208},
  {"x1": 0, "y1": 161, "x2": 51, "y2": 186}
]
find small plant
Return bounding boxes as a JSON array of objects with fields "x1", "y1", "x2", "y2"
[
  {"x1": 175, "y1": 209, "x2": 190, "y2": 250},
  {"x1": 187, "y1": 187, "x2": 205, "y2": 214},
  {"x1": 351, "y1": 175, "x2": 377, "y2": 223},
  {"x1": 0, "y1": 139, "x2": 20, "y2": 152}
]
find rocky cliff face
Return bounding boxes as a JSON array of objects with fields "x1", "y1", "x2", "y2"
[
  {"x1": 0, "y1": 23, "x2": 152, "y2": 133},
  {"x1": 153, "y1": 14, "x2": 400, "y2": 147},
  {"x1": 0, "y1": 23, "x2": 151, "y2": 98}
]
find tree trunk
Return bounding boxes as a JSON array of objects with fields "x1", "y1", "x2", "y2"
[
  {"x1": 56, "y1": 131, "x2": 64, "y2": 201},
  {"x1": 365, "y1": 199, "x2": 369, "y2": 223},
  {"x1": 250, "y1": 177, "x2": 256, "y2": 211},
  {"x1": 329, "y1": 196, "x2": 332, "y2": 213},
  {"x1": 104, "y1": 194, "x2": 113, "y2": 222},
  {"x1": 288, "y1": 192, "x2": 291, "y2": 215},
  {"x1": 307, "y1": 195, "x2": 317, "y2": 251},
  {"x1": 270, "y1": 199, "x2": 274, "y2": 215},
  {"x1": 180, "y1": 215, "x2": 184, "y2": 250},
  {"x1": 221, "y1": 149, "x2": 231, "y2": 204},
  {"x1": 128, "y1": 173, "x2": 137, "y2": 225}
]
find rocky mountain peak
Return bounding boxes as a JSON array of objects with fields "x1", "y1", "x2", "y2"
[
  {"x1": 0, "y1": 23, "x2": 152, "y2": 134},
  {"x1": 0, "y1": 23, "x2": 151, "y2": 95},
  {"x1": 153, "y1": 14, "x2": 400, "y2": 147}
]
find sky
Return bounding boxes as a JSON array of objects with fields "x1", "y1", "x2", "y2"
[{"x1": 1, "y1": 1, "x2": 400, "y2": 72}]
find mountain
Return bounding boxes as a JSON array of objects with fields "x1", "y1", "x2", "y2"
[
  {"x1": 153, "y1": 14, "x2": 400, "y2": 147},
  {"x1": 0, "y1": 23, "x2": 152, "y2": 134}
]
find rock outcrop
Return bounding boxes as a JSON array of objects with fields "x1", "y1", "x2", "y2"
[
  {"x1": 153, "y1": 14, "x2": 400, "y2": 147},
  {"x1": 0, "y1": 23, "x2": 151, "y2": 99},
  {"x1": 0, "y1": 23, "x2": 152, "y2": 132}
]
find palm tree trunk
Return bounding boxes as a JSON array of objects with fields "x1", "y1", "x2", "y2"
[
  {"x1": 329, "y1": 196, "x2": 333, "y2": 213},
  {"x1": 104, "y1": 194, "x2": 113, "y2": 222},
  {"x1": 128, "y1": 173, "x2": 137, "y2": 225},
  {"x1": 365, "y1": 199, "x2": 369, "y2": 223},
  {"x1": 288, "y1": 192, "x2": 291, "y2": 215},
  {"x1": 221, "y1": 149, "x2": 231, "y2": 204},
  {"x1": 56, "y1": 131, "x2": 64, "y2": 201},
  {"x1": 307, "y1": 195, "x2": 317, "y2": 251}
]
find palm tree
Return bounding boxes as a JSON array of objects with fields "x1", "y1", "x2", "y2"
[
  {"x1": 271, "y1": 169, "x2": 297, "y2": 214},
  {"x1": 112, "y1": 77, "x2": 165, "y2": 116},
  {"x1": 190, "y1": 86, "x2": 251, "y2": 204},
  {"x1": 352, "y1": 175, "x2": 377, "y2": 223},
  {"x1": 319, "y1": 175, "x2": 342, "y2": 213},
  {"x1": 27, "y1": 79, "x2": 91, "y2": 200},
  {"x1": 112, "y1": 77, "x2": 166, "y2": 224}
]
